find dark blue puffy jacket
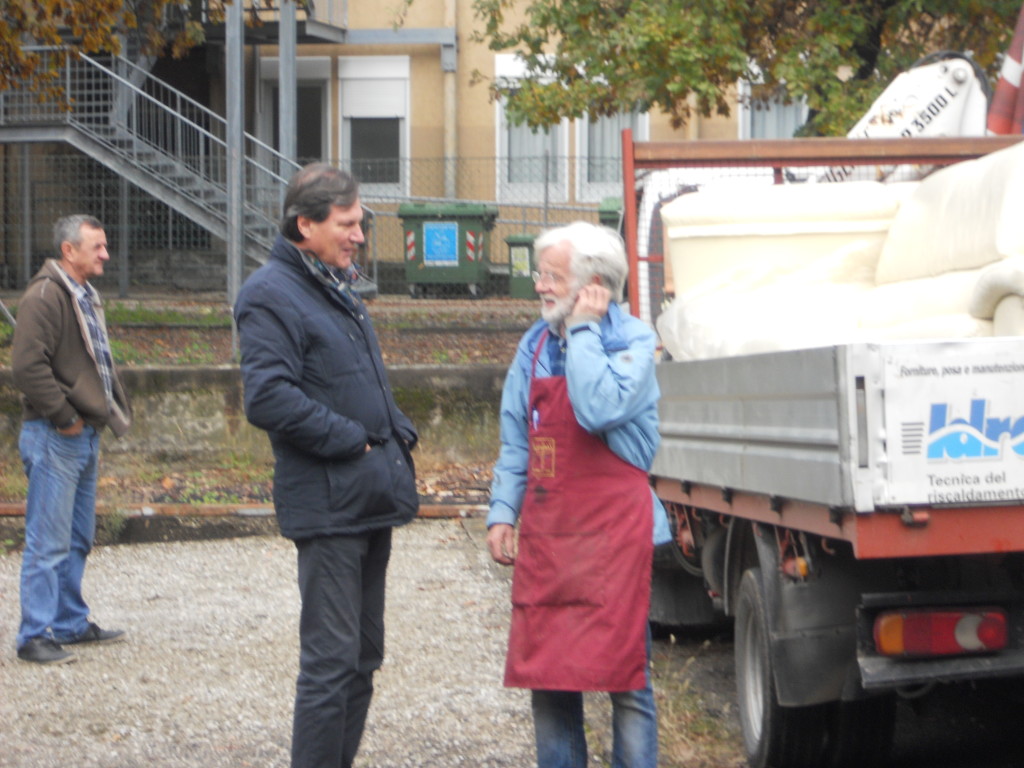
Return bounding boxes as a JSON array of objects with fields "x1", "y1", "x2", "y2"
[{"x1": 234, "y1": 235, "x2": 419, "y2": 540}]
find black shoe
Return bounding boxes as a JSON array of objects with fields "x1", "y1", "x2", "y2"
[
  {"x1": 58, "y1": 622, "x2": 126, "y2": 645},
  {"x1": 17, "y1": 637, "x2": 77, "y2": 665}
]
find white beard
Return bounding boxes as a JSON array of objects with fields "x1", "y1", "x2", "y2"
[{"x1": 540, "y1": 289, "x2": 578, "y2": 328}]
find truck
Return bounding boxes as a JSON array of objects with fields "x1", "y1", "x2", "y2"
[{"x1": 622, "y1": 131, "x2": 1024, "y2": 768}]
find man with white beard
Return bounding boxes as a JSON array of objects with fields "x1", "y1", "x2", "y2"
[{"x1": 486, "y1": 221, "x2": 671, "y2": 768}]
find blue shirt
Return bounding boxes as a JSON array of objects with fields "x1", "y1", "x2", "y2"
[{"x1": 488, "y1": 302, "x2": 671, "y2": 545}]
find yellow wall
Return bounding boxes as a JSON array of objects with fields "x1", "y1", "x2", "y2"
[{"x1": 256, "y1": 0, "x2": 740, "y2": 198}]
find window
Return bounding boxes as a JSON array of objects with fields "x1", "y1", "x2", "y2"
[
  {"x1": 506, "y1": 117, "x2": 562, "y2": 185},
  {"x1": 339, "y1": 56, "x2": 409, "y2": 198},
  {"x1": 577, "y1": 109, "x2": 647, "y2": 202},
  {"x1": 258, "y1": 57, "x2": 330, "y2": 166},
  {"x1": 350, "y1": 118, "x2": 401, "y2": 184},
  {"x1": 737, "y1": 79, "x2": 808, "y2": 139},
  {"x1": 495, "y1": 55, "x2": 568, "y2": 202},
  {"x1": 271, "y1": 85, "x2": 326, "y2": 164}
]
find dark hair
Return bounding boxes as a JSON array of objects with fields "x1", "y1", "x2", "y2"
[
  {"x1": 53, "y1": 214, "x2": 104, "y2": 255},
  {"x1": 280, "y1": 163, "x2": 359, "y2": 241}
]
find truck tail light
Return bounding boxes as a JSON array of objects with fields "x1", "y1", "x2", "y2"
[{"x1": 873, "y1": 607, "x2": 1008, "y2": 658}]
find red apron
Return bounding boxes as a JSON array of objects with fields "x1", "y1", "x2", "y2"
[{"x1": 504, "y1": 331, "x2": 653, "y2": 692}]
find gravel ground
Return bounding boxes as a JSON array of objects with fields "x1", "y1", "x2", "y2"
[{"x1": 0, "y1": 519, "x2": 535, "y2": 768}]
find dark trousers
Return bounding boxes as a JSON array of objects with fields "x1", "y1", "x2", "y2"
[{"x1": 292, "y1": 528, "x2": 393, "y2": 768}]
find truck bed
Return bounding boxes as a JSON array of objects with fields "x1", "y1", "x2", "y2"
[{"x1": 653, "y1": 338, "x2": 1024, "y2": 556}]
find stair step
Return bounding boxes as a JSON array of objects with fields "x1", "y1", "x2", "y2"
[{"x1": 14, "y1": 50, "x2": 289, "y2": 251}]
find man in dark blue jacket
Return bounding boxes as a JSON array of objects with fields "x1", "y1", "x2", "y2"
[{"x1": 234, "y1": 164, "x2": 419, "y2": 768}]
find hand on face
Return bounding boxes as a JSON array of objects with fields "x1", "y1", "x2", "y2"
[{"x1": 572, "y1": 282, "x2": 611, "y2": 319}]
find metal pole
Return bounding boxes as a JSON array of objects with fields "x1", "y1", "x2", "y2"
[
  {"x1": 442, "y1": 0, "x2": 457, "y2": 198},
  {"x1": 226, "y1": 0, "x2": 245, "y2": 353},
  {"x1": 543, "y1": 150, "x2": 550, "y2": 228},
  {"x1": 0, "y1": 298, "x2": 15, "y2": 328},
  {"x1": 119, "y1": 176, "x2": 129, "y2": 298},
  {"x1": 279, "y1": 0, "x2": 297, "y2": 169},
  {"x1": 620, "y1": 128, "x2": 640, "y2": 317},
  {"x1": 21, "y1": 144, "x2": 31, "y2": 286}
]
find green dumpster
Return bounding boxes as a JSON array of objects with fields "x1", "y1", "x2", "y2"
[
  {"x1": 505, "y1": 233, "x2": 537, "y2": 299},
  {"x1": 598, "y1": 196, "x2": 623, "y2": 233},
  {"x1": 398, "y1": 203, "x2": 499, "y2": 298}
]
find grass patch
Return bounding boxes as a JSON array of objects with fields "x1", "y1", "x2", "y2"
[
  {"x1": 96, "y1": 451, "x2": 274, "y2": 506},
  {"x1": 0, "y1": 452, "x2": 26, "y2": 502},
  {"x1": 108, "y1": 338, "x2": 149, "y2": 365},
  {"x1": 176, "y1": 338, "x2": 217, "y2": 365},
  {"x1": 652, "y1": 637, "x2": 745, "y2": 768},
  {"x1": 565, "y1": 634, "x2": 744, "y2": 768},
  {"x1": 104, "y1": 302, "x2": 232, "y2": 327},
  {"x1": 95, "y1": 507, "x2": 129, "y2": 544},
  {"x1": 109, "y1": 329, "x2": 222, "y2": 365}
]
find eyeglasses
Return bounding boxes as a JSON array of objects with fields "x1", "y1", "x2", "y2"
[{"x1": 531, "y1": 270, "x2": 566, "y2": 287}]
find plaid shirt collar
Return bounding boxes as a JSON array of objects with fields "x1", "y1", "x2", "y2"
[{"x1": 61, "y1": 268, "x2": 115, "y2": 409}]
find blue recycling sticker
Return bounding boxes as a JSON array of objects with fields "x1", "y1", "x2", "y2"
[{"x1": 423, "y1": 221, "x2": 459, "y2": 266}]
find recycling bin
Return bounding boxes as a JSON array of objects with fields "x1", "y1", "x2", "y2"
[
  {"x1": 598, "y1": 196, "x2": 623, "y2": 233},
  {"x1": 505, "y1": 233, "x2": 537, "y2": 299},
  {"x1": 398, "y1": 203, "x2": 499, "y2": 298}
]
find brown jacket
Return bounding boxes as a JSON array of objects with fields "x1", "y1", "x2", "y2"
[{"x1": 11, "y1": 260, "x2": 131, "y2": 437}]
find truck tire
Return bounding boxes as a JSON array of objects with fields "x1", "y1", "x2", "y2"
[
  {"x1": 824, "y1": 695, "x2": 896, "y2": 768},
  {"x1": 735, "y1": 568, "x2": 829, "y2": 768}
]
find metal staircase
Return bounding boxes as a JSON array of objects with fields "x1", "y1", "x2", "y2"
[{"x1": 0, "y1": 47, "x2": 298, "y2": 264}]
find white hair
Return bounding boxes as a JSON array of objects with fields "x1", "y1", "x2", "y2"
[{"x1": 533, "y1": 221, "x2": 627, "y2": 302}]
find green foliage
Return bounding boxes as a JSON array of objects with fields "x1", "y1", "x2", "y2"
[{"x1": 470, "y1": 0, "x2": 1022, "y2": 135}]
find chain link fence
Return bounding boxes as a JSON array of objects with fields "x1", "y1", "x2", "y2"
[{"x1": 0, "y1": 146, "x2": 622, "y2": 299}]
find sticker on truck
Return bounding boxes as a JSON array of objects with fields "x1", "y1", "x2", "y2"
[{"x1": 882, "y1": 342, "x2": 1024, "y2": 506}]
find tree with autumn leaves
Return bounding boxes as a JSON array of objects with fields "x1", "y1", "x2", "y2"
[
  {"x1": 4, "y1": 0, "x2": 1023, "y2": 137},
  {"x1": 0, "y1": 0, "x2": 204, "y2": 94},
  {"x1": 468, "y1": 0, "x2": 1023, "y2": 135}
]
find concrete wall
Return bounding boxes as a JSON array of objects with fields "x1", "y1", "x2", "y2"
[{"x1": 0, "y1": 364, "x2": 507, "y2": 464}]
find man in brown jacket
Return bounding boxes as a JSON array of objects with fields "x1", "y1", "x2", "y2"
[{"x1": 11, "y1": 214, "x2": 132, "y2": 665}]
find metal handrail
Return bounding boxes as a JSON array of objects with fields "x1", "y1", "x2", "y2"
[
  {"x1": 1, "y1": 47, "x2": 299, "y2": 258},
  {"x1": 111, "y1": 54, "x2": 290, "y2": 167}
]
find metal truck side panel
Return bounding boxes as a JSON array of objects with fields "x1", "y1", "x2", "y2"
[
  {"x1": 654, "y1": 346, "x2": 858, "y2": 509},
  {"x1": 655, "y1": 339, "x2": 1024, "y2": 515}
]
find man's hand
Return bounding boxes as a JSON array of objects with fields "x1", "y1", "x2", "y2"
[
  {"x1": 572, "y1": 283, "x2": 611, "y2": 319},
  {"x1": 487, "y1": 523, "x2": 517, "y2": 566}
]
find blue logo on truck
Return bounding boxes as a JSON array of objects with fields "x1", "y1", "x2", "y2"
[{"x1": 928, "y1": 399, "x2": 1024, "y2": 459}]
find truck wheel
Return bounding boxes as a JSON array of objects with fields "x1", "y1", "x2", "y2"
[
  {"x1": 735, "y1": 568, "x2": 829, "y2": 768},
  {"x1": 824, "y1": 695, "x2": 896, "y2": 768}
]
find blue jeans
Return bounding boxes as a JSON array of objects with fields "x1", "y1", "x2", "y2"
[
  {"x1": 531, "y1": 630, "x2": 658, "y2": 768},
  {"x1": 16, "y1": 419, "x2": 100, "y2": 649},
  {"x1": 292, "y1": 528, "x2": 392, "y2": 768}
]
